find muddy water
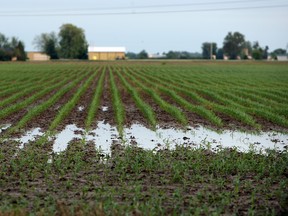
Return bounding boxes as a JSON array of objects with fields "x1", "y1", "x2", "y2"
[
  {"x1": 101, "y1": 106, "x2": 109, "y2": 111},
  {"x1": 125, "y1": 124, "x2": 288, "y2": 153},
  {"x1": 0, "y1": 124, "x2": 11, "y2": 134},
  {"x1": 2, "y1": 123, "x2": 287, "y2": 154},
  {"x1": 52, "y1": 121, "x2": 118, "y2": 153},
  {"x1": 16, "y1": 128, "x2": 44, "y2": 149}
]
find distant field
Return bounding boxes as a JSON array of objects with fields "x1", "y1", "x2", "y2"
[{"x1": 0, "y1": 61, "x2": 287, "y2": 136}]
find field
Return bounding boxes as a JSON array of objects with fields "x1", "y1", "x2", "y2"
[{"x1": 0, "y1": 61, "x2": 288, "y2": 215}]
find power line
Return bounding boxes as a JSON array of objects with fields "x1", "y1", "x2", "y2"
[
  {"x1": 0, "y1": 0, "x2": 275, "y2": 13},
  {"x1": 0, "y1": 4, "x2": 287, "y2": 17}
]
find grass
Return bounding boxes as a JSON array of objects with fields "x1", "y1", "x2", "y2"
[{"x1": 0, "y1": 138, "x2": 287, "y2": 215}]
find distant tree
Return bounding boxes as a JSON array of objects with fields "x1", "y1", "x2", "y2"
[
  {"x1": 179, "y1": 51, "x2": 191, "y2": 59},
  {"x1": 126, "y1": 52, "x2": 137, "y2": 59},
  {"x1": 216, "y1": 48, "x2": 224, "y2": 59},
  {"x1": 165, "y1": 51, "x2": 202, "y2": 59},
  {"x1": 0, "y1": 33, "x2": 9, "y2": 48},
  {"x1": 59, "y1": 24, "x2": 88, "y2": 59},
  {"x1": 263, "y1": 46, "x2": 269, "y2": 59},
  {"x1": 46, "y1": 39, "x2": 59, "y2": 59},
  {"x1": 0, "y1": 33, "x2": 10, "y2": 60},
  {"x1": 202, "y1": 42, "x2": 217, "y2": 59},
  {"x1": 137, "y1": 50, "x2": 148, "y2": 59},
  {"x1": 251, "y1": 41, "x2": 269, "y2": 60},
  {"x1": 0, "y1": 33, "x2": 26, "y2": 61},
  {"x1": 166, "y1": 51, "x2": 180, "y2": 59},
  {"x1": 223, "y1": 32, "x2": 246, "y2": 59},
  {"x1": 252, "y1": 41, "x2": 263, "y2": 60},
  {"x1": 34, "y1": 32, "x2": 59, "y2": 59},
  {"x1": 272, "y1": 48, "x2": 286, "y2": 55},
  {"x1": 15, "y1": 41, "x2": 27, "y2": 61}
]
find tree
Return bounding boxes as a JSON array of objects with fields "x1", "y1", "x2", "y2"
[
  {"x1": 252, "y1": 41, "x2": 263, "y2": 60},
  {"x1": 263, "y1": 46, "x2": 269, "y2": 59},
  {"x1": 126, "y1": 52, "x2": 137, "y2": 59},
  {"x1": 202, "y1": 42, "x2": 217, "y2": 59},
  {"x1": 59, "y1": 24, "x2": 88, "y2": 59},
  {"x1": 166, "y1": 51, "x2": 180, "y2": 59},
  {"x1": 0, "y1": 33, "x2": 9, "y2": 48},
  {"x1": 216, "y1": 48, "x2": 224, "y2": 59},
  {"x1": 251, "y1": 41, "x2": 269, "y2": 60},
  {"x1": 272, "y1": 48, "x2": 286, "y2": 55},
  {"x1": 0, "y1": 33, "x2": 26, "y2": 61},
  {"x1": 0, "y1": 33, "x2": 11, "y2": 60},
  {"x1": 223, "y1": 32, "x2": 246, "y2": 59},
  {"x1": 137, "y1": 50, "x2": 148, "y2": 59},
  {"x1": 34, "y1": 32, "x2": 59, "y2": 59},
  {"x1": 15, "y1": 41, "x2": 27, "y2": 61}
]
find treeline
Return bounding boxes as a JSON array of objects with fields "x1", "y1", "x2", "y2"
[
  {"x1": 1, "y1": 26, "x2": 287, "y2": 61},
  {"x1": 201, "y1": 31, "x2": 286, "y2": 60},
  {"x1": 0, "y1": 24, "x2": 88, "y2": 61},
  {"x1": 126, "y1": 50, "x2": 202, "y2": 59},
  {"x1": 0, "y1": 33, "x2": 26, "y2": 61}
]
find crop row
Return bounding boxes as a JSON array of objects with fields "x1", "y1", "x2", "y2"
[
  {"x1": 128, "y1": 65, "x2": 287, "y2": 129},
  {"x1": 0, "y1": 62, "x2": 287, "y2": 136}
]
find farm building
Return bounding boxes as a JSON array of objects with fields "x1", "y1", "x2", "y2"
[
  {"x1": 88, "y1": 47, "x2": 126, "y2": 60},
  {"x1": 276, "y1": 55, "x2": 288, "y2": 61},
  {"x1": 27, "y1": 52, "x2": 50, "y2": 61}
]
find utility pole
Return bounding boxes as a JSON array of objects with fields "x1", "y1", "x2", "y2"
[{"x1": 210, "y1": 42, "x2": 213, "y2": 60}]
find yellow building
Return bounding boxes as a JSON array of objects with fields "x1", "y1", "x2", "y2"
[
  {"x1": 27, "y1": 52, "x2": 50, "y2": 61},
  {"x1": 88, "y1": 47, "x2": 126, "y2": 60}
]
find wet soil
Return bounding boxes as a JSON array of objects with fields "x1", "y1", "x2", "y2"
[
  {"x1": 1, "y1": 139, "x2": 287, "y2": 215},
  {"x1": 95, "y1": 68, "x2": 115, "y2": 127}
]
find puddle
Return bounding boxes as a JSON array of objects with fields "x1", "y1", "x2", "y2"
[
  {"x1": 15, "y1": 128, "x2": 43, "y2": 149},
  {"x1": 124, "y1": 125, "x2": 288, "y2": 153},
  {"x1": 0, "y1": 124, "x2": 11, "y2": 133},
  {"x1": 53, "y1": 124, "x2": 83, "y2": 152},
  {"x1": 12, "y1": 123, "x2": 288, "y2": 154},
  {"x1": 85, "y1": 120, "x2": 118, "y2": 153},
  {"x1": 78, "y1": 106, "x2": 84, "y2": 111},
  {"x1": 102, "y1": 106, "x2": 109, "y2": 112},
  {"x1": 52, "y1": 121, "x2": 118, "y2": 153}
]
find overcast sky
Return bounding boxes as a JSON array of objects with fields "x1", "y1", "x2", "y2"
[{"x1": 1, "y1": 0, "x2": 288, "y2": 53}]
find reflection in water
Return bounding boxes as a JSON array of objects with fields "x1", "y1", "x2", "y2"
[
  {"x1": 16, "y1": 127, "x2": 43, "y2": 149},
  {"x1": 102, "y1": 106, "x2": 109, "y2": 112},
  {"x1": 125, "y1": 125, "x2": 288, "y2": 153},
  {"x1": 0, "y1": 124, "x2": 11, "y2": 133},
  {"x1": 78, "y1": 106, "x2": 84, "y2": 111},
  {"x1": 11, "y1": 122, "x2": 288, "y2": 154}
]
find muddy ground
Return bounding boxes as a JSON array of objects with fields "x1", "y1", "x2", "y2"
[{"x1": 1, "y1": 139, "x2": 288, "y2": 215}]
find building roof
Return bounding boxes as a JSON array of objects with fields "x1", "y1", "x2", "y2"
[{"x1": 88, "y1": 46, "x2": 126, "y2": 52}]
